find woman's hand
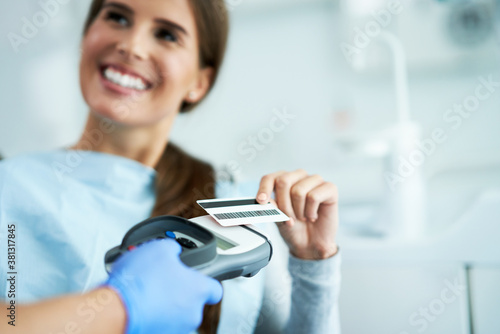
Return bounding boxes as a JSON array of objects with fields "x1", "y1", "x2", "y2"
[{"x1": 256, "y1": 169, "x2": 339, "y2": 260}]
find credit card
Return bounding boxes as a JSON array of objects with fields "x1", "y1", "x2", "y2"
[{"x1": 196, "y1": 197, "x2": 290, "y2": 227}]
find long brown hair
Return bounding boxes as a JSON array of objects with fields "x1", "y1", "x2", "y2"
[{"x1": 83, "y1": 1, "x2": 229, "y2": 333}]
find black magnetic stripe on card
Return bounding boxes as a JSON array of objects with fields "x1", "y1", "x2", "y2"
[
  {"x1": 214, "y1": 209, "x2": 280, "y2": 220},
  {"x1": 199, "y1": 199, "x2": 260, "y2": 209}
]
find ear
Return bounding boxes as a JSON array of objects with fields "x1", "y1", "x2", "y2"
[{"x1": 185, "y1": 66, "x2": 214, "y2": 103}]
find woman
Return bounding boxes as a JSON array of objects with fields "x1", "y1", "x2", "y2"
[{"x1": 0, "y1": 0, "x2": 341, "y2": 333}]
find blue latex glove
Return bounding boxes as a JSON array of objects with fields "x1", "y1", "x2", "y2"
[{"x1": 104, "y1": 238, "x2": 223, "y2": 334}]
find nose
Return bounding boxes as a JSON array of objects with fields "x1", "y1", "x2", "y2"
[{"x1": 116, "y1": 29, "x2": 148, "y2": 61}]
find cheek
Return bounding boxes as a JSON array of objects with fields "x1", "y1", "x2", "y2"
[
  {"x1": 80, "y1": 25, "x2": 114, "y2": 100},
  {"x1": 81, "y1": 27, "x2": 106, "y2": 69},
  {"x1": 80, "y1": 32, "x2": 100, "y2": 84},
  {"x1": 156, "y1": 55, "x2": 198, "y2": 97},
  {"x1": 154, "y1": 55, "x2": 198, "y2": 118}
]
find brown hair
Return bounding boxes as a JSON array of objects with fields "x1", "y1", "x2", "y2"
[{"x1": 83, "y1": 1, "x2": 229, "y2": 333}]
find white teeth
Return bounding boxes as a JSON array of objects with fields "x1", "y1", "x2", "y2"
[{"x1": 103, "y1": 67, "x2": 148, "y2": 91}]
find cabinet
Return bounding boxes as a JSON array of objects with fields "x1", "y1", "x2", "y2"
[
  {"x1": 339, "y1": 264, "x2": 470, "y2": 334},
  {"x1": 470, "y1": 267, "x2": 500, "y2": 334}
]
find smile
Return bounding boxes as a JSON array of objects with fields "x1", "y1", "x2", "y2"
[{"x1": 100, "y1": 65, "x2": 153, "y2": 92}]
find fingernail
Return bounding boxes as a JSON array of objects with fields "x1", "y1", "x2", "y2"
[{"x1": 257, "y1": 193, "x2": 267, "y2": 201}]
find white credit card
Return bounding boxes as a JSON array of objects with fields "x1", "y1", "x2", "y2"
[{"x1": 196, "y1": 197, "x2": 290, "y2": 227}]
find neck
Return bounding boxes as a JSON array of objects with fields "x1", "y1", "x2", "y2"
[{"x1": 71, "y1": 112, "x2": 176, "y2": 168}]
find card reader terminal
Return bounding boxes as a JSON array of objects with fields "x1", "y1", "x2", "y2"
[{"x1": 105, "y1": 215, "x2": 273, "y2": 281}]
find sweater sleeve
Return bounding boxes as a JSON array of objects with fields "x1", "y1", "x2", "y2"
[{"x1": 285, "y1": 251, "x2": 342, "y2": 334}]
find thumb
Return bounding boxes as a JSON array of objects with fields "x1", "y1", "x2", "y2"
[
  {"x1": 204, "y1": 278, "x2": 223, "y2": 305},
  {"x1": 156, "y1": 238, "x2": 182, "y2": 257}
]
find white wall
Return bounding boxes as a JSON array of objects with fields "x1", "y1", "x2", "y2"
[{"x1": 1, "y1": 1, "x2": 499, "y2": 183}]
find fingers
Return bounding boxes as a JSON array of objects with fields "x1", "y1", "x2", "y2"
[
  {"x1": 203, "y1": 278, "x2": 223, "y2": 305},
  {"x1": 256, "y1": 170, "x2": 287, "y2": 203},
  {"x1": 268, "y1": 198, "x2": 294, "y2": 228},
  {"x1": 163, "y1": 239, "x2": 223, "y2": 305},
  {"x1": 290, "y1": 174, "x2": 324, "y2": 222},
  {"x1": 151, "y1": 238, "x2": 182, "y2": 256},
  {"x1": 119, "y1": 239, "x2": 182, "y2": 269},
  {"x1": 159, "y1": 240, "x2": 223, "y2": 305},
  {"x1": 257, "y1": 169, "x2": 308, "y2": 220},
  {"x1": 258, "y1": 170, "x2": 334, "y2": 224},
  {"x1": 161, "y1": 239, "x2": 223, "y2": 305},
  {"x1": 304, "y1": 182, "x2": 338, "y2": 220}
]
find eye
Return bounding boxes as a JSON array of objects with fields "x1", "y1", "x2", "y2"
[
  {"x1": 105, "y1": 11, "x2": 129, "y2": 26},
  {"x1": 155, "y1": 28, "x2": 178, "y2": 43}
]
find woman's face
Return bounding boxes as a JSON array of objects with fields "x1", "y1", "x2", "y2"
[{"x1": 80, "y1": 0, "x2": 211, "y2": 126}]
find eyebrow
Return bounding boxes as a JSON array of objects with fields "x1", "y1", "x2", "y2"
[{"x1": 102, "y1": 1, "x2": 189, "y2": 37}]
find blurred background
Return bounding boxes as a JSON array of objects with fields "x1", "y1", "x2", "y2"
[{"x1": 1, "y1": 0, "x2": 499, "y2": 333}]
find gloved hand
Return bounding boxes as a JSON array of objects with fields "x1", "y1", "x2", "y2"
[{"x1": 104, "y1": 238, "x2": 223, "y2": 334}]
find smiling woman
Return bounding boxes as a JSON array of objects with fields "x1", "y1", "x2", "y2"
[
  {"x1": 78, "y1": 0, "x2": 229, "y2": 332},
  {"x1": 79, "y1": 0, "x2": 223, "y2": 127}
]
